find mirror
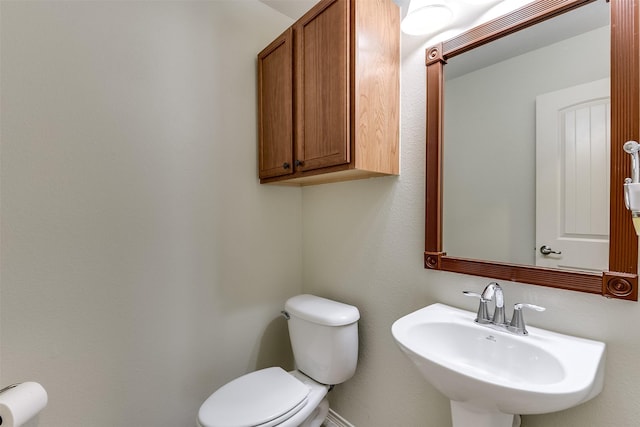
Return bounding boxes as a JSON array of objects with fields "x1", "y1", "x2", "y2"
[
  {"x1": 424, "y1": 0, "x2": 639, "y2": 300},
  {"x1": 443, "y1": 1, "x2": 609, "y2": 268}
]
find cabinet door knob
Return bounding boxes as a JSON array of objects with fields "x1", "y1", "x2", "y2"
[
  {"x1": 295, "y1": 160, "x2": 304, "y2": 167},
  {"x1": 283, "y1": 162, "x2": 290, "y2": 169}
]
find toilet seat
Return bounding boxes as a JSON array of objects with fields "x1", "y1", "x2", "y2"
[{"x1": 198, "y1": 367, "x2": 311, "y2": 427}]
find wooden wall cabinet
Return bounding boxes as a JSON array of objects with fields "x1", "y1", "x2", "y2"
[{"x1": 257, "y1": 0, "x2": 400, "y2": 186}]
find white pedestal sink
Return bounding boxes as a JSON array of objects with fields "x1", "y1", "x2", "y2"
[{"x1": 391, "y1": 303, "x2": 606, "y2": 427}]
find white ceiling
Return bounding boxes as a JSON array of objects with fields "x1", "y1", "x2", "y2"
[
  {"x1": 260, "y1": 0, "x2": 409, "y2": 20},
  {"x1": 259, "y1": 0, "x2": 322, "y2": 20}
]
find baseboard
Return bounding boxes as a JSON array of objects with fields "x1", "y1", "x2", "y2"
[{"x1": 323, "y1": 408, "x2": 355, "y2": 427}]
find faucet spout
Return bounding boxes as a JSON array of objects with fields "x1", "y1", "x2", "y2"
[{"x1": 481, "y1": 282, "x2": 506, "y2": 325}]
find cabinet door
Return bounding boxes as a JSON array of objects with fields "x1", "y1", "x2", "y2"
[
  {"x1": 295, "y1": 0, "x2": 350, "y2": 172},
  {"x1": 258, "y1": 28, "x2": 294, "y2": 179}
]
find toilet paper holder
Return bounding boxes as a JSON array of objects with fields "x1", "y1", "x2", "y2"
[
  {"x1": 0, "y1": 384, "x2": 20, "y2": 426},
  {"x1": 0, "y1": 381, "x2": 48, "y2": 427},
  {"x1": 0, "y1": 385, "x2": 19, "y2": 396}
]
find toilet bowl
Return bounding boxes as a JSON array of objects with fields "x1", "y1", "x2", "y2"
[
  {"x1": 197, "y1": 295, "x2": 360, "y2": 427},
  {"x1": 197, "y1": 368, "x2": 329, "y2": 427}
]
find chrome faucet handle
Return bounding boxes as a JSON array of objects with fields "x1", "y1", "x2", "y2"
[
  {"x1": 508, "y1": 303, "x2": 546, "y2": 335},
  {"x1": 463, "y1": 291, "x2": 491, "y2": 324}
]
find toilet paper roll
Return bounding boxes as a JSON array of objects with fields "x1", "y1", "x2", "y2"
[{"x1": 0, "y1": 382, "x2": 48, "y2": 427}]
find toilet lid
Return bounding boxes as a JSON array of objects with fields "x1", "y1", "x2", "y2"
[{"x1": 198, "y1": 367, "x2": 310, "y2": 427}]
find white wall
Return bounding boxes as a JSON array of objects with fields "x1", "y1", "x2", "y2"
[
  {"x1": 0, "y1": 1, "x2": 301, "y2": 425},
  {"x1": 302, "y1": 28, "x2": 640, "y2": 427}
]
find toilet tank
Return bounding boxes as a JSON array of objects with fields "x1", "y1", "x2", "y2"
[{"x1": 285, "y1": 294, "x2": 360, "y2": 385}]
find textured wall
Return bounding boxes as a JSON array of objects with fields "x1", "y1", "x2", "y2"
[{"x1": 0, "y1": 2, "x2": 300, "y2": 425}]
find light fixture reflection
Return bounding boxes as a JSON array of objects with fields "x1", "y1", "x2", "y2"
[{"x1": 401, "y1": 3, "x2": 454, "y2": 36}]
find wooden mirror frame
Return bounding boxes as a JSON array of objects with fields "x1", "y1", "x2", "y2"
[{"x1": 424, "y1": 0, "x2": 639, "y2": 300}]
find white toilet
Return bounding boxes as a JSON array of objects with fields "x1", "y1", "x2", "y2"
[{"x1": 197, "y1": 294, "x2": 360, "y2": 427}]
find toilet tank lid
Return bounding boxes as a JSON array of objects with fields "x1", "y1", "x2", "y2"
[{"x1": 285, "y1": 294, "x2": 360, "y2": 326}]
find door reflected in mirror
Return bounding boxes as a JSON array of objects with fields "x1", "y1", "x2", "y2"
[{"x1": 442, "y1": 0, "x2": 610, "y2": 272}]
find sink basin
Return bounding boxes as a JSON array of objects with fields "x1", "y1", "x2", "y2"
[{"x1": 392, "y1": 303, "x2": 605, "y2": 427}]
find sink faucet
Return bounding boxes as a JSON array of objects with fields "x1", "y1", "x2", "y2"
[
  {"x1": 464, "y1": 282, "x2": 546, "y2": 335},
  {"x1": 481, "y1": 282, "x2": 506, "y2": 325}
]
